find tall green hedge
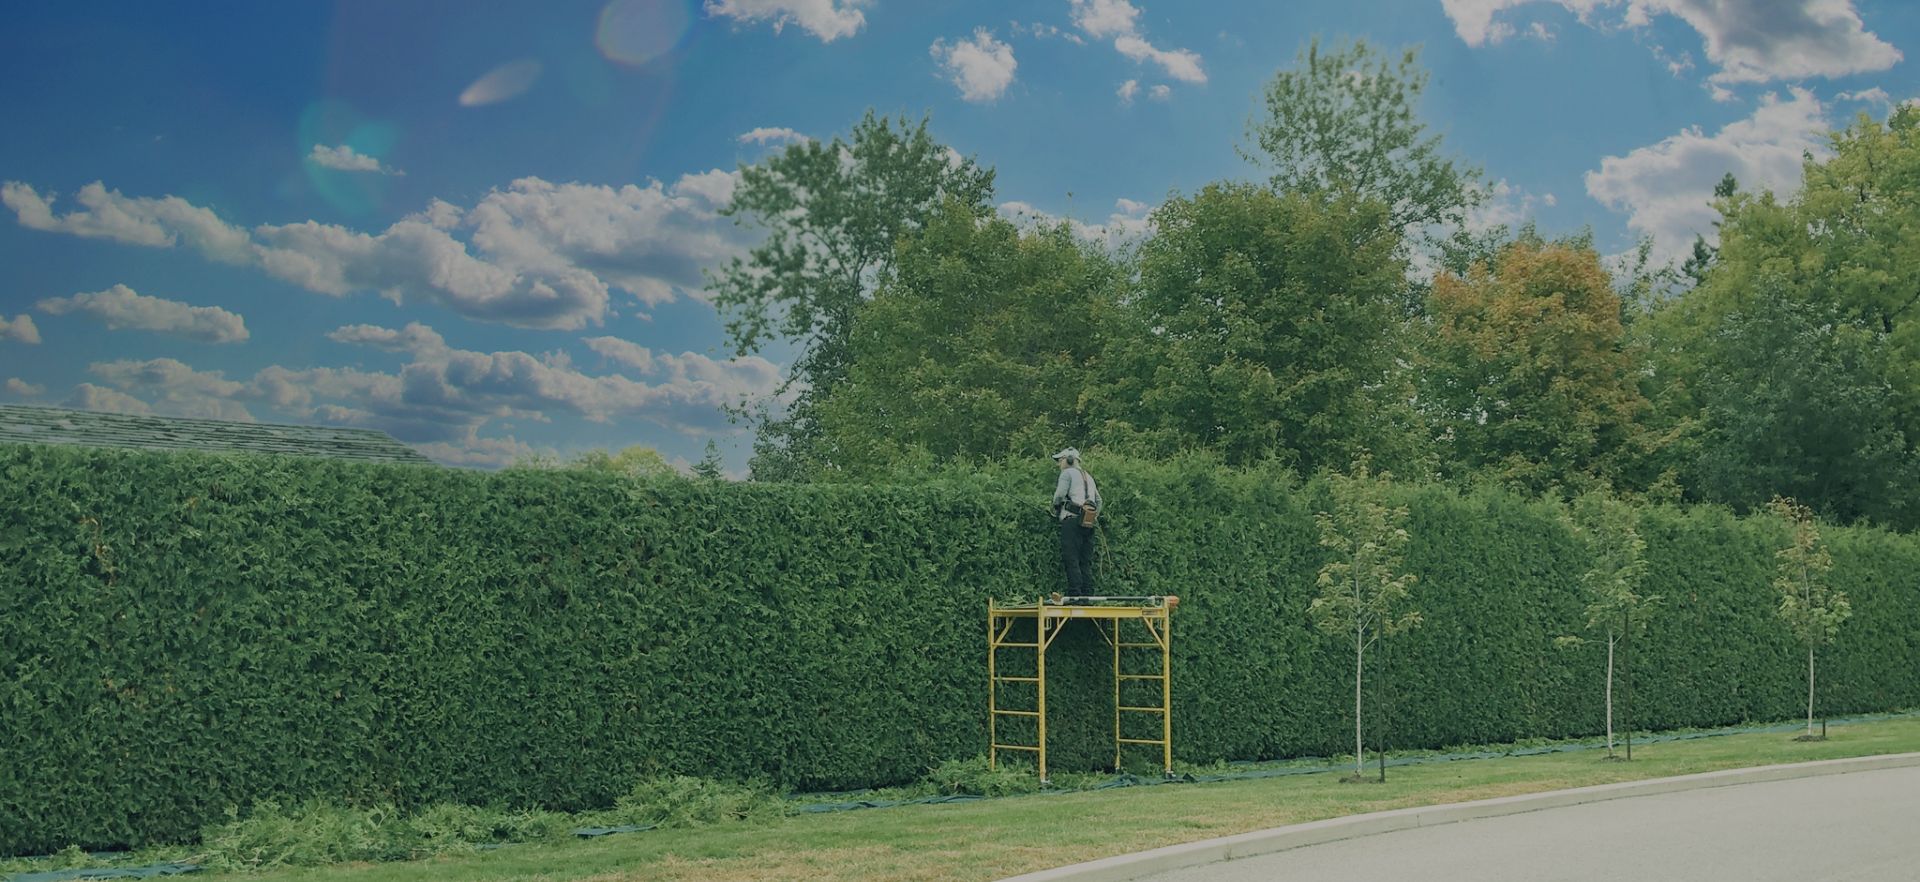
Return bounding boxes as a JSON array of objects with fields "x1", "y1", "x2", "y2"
[{"x1": 3, "y1": 444, "x2": 1917, "y2": 854}]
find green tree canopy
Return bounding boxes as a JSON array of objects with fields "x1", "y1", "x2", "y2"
[
  {"x1": 812, "y1": 201, "x2": 1126, "y2": 474},
  {"x1": 1245, "y1": 38, "x2": 1482, "y2": 240},
  {"x1": 1110, "y1": 184, "x2": 1420, "y2": 473},
  {"x1": 708, "y1": 111, "x2": 996, "y2": 480}
]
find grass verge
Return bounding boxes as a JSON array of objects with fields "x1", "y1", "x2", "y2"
[{"x1": 11, "y1": 718, "x2": 1920, "y2": 882}]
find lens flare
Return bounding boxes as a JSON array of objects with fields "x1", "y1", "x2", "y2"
[
  {"x1": 297, "y1": 100, "x2": 399, "y2": 216},
  {"x1": 459, "y1": 59, "x2": 543, "y2": 107},
  {"x1": 595, "y1": 0, "x2": 693, "y2": 67}
]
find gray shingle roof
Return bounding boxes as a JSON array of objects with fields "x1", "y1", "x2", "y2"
[{"x1": 0, "y1": 403, "x2": 435, "y2": 465}]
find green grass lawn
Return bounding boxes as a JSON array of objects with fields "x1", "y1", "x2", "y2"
[{"x1": 139, "y1": 718, "x2": 1920, "y2": 882}]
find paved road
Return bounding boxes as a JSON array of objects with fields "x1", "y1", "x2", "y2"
[{"x1": 1138, "y1": 766, "x2": 1920, "y2": 882}]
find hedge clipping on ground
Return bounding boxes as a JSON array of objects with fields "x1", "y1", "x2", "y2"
[{"x1": 3, "y1": 443, "x2": 1917, "y2": 855}]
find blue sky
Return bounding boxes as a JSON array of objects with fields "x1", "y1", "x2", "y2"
[{"x1": 2, "y1": 0, "x2": 1915, "y2": 470}]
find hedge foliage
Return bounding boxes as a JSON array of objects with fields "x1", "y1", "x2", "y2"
[{"x1": 4, "y1": 443, "x2": 1918, "y2": 854}]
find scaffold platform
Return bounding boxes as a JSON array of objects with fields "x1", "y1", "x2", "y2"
[{"x1": 988, "y1": 595, "x2": 1177, "y2": 782}]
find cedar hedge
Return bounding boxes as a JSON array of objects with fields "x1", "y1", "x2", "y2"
[{"x1": 2, "y1": 443, "x2": 1916, "y2": 854}]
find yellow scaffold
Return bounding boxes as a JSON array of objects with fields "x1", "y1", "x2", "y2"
[{"x1": 987, "y1": 595, "x2": 1177, "y2": 782}]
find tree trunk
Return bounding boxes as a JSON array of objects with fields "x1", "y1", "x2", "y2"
[
  {"x1": 1807, "y1": 645, "x2": 1816, "y2": 738},
  {"x1": 1355, "y1": 622, "x2": 1365, "y2": 778},
  {"x1": 1605, "y1": 633, "x2": 1616, "y2": 758}
]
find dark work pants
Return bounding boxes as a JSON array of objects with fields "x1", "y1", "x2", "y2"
[{"x1": 1060, "y1": 517, "x2": 1095, "y2": 596}]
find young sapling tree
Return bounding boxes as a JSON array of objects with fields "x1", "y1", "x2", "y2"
[
  {"x1": 1555, "y1": 493, "x2": 1659, "y2": 759},
  {"x1": 1768, "y1": 497, "x2": 1851, "y2": 741},
  {"x1": 1311, "y1": 460, "x2": 1421, "y2": 781}
]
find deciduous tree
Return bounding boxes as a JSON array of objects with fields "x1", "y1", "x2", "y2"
[
  {"x1": 709, "y1": 112, "x2": 996, "y2": 480},
  {"x1": 1311, "y1": 461, "x2": 1421, "y2": 780},
  {"x1": 1768, "y1": 497, "x2": 1851, "y2": 740},
  {"x1": 1555, "y1": 493, "x2": 1659, "y2": 759}
]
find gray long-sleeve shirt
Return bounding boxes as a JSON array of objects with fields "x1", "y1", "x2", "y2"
[{"x1": 1053, "y1": 466, "x2": 1100, "y2": 520}]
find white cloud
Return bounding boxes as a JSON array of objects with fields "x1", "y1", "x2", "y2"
[
  {"x1": 584, "y1": 335, "x2": 657, "y2": 372},
  {"x1": 1014, "y1": 21, "x2": 1082, "y2": 43},
  {"x1": 317, "y1": 323, "x2": 783, "y2": 434},
  {"x1": 36, "y1": 284, "x2": 249, "y2": 343},
  {"x1": 5, "y1": 378, "x2": 44, "y2": 397},
  {"x1": 1069, "y1": 0, "x2": 1205, "y2": 87},
  {"x1": 327, "y1": 321, "x2": 448, "y2": 355},
  {"x1": 1585, "y1": 87, "x2": 1828, "y2": 261},
  {"x1": 703, "y1": 0, "x2": 868, "y2": 41},
  {"x1": 1, "y1": 181, "x2": 253, "y2": 263},
  {"x1": 999, "y1": 196, "x2": 1153, "y2": 249},
  {"x1": 1115, "y1": 36, "x2": 1205, "y2": 84},
  {"x1": 1, "y1": 313, "x2": 38, "y2": 344},
  {"x1": 307, "y1": 144, "x2": 402, "y2": 176},
  {"x1": 1465, "y1": 179, "x2": 1555, "y2": 233},
  {"x1": 1837, "y1": 87, "x2": 1892, "y2": 108},
  {"x1": 1117, "y1": 79, "x2": 1140, "y2": 104},
  {"x1": 1442, "y1": 0, "x2": 1900, "y2": 85},
  {"x1": 460, "y1": 172, "x2": 744, "y2": 309},
  {"x1": 414, "y1": 428, "x2": 539, "y2": 468},
  {"x1": 65, "y1": 383, "x2": 152, "y2": 415},
  {"x1": 931, "y1": 29, "x2": 1018, "y2": 103},
  {"x1": 1070, "y1": 0, "x2": 1140, "y2": 38},
  {"x1": 1148, "y1": 83, "x2": 1172, "y2": 101},
  {"x1": 6, "y1": 172, "x2": 749, "y2": 330},
  {"x1": 1544, "y1": 192, "x2": 1558, "y2": 207},
  {"x1": 738, "y1": 126, "x2": 809, "y2": 145},
  {"x1": 68, "y1": 323, "x2": 786, "y2": 465},
  {"x1": 86, "y1": 358, "x2": 254, "y2": 421}
]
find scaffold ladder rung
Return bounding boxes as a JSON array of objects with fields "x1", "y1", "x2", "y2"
[
  {"x1": 993, "y1": 743, "x2": 1041, "y2": 752},
  {"x1": 1118, "y1": 706, "x2": 1165, "y2": 713},
  {"x1": 995, "y1": 642, "x2": 1041, "y2": 648},
  {"x1": 994, "y1": 676, "x2": 1040, "y2": 683},
  {"x1": 1118, "y1": 674, "x2": 1165, "y2": 680},
  {"x1": 993, "y1": 709, "x2": 1040, "y2": 717},
  {"x1": 1117, "y1": 738, "x2": 1167, "y2": 745}
]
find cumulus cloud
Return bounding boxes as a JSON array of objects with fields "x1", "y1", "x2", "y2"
[
  {"x1": 1115, "y1": 36, "x2": 1204, "y2": 84},
  {"x1": 36, "y1": 284, "x2": 249, "y2": 343},
  {"x1": 327, "y1": 321, "x2": 448, "y2": 355},
  {"x1": 1070, "y1": 0, "x2": 1205, "y2": 87},
  {"x1": 66, "y1": 324, "x2": 785, "y2": 465},
  {"x1": 1837, "y1": 87, "x2": 1892, "y2": 108},
  {"x1": 1071, "y1": 0, "x2": 1140, "y2": 37},
  {"x1": 1, "y1": 313, "x2": 39, "y2": 344},
  {"x1": 931, "y1": 29, "x2": 1019, "y2": 103},
  {"x1": 584, "y1": 335, "x2": 657, "y2": 372},
  {"x1": 1148, "y1": 83, "x2": 1172, "y2": 100},
  {"x1": 413, "y1": 428, "x2": 540, "y2": 468},
  {"x1": 704, "y1": 0, "x2": 868, "y2": 41},
  {"x1": 738, "y1": 126, "x2": 809, "y2": 145},
  {"x1": 86, "y1": 358, "x2": 254, "y2": 421},
  {"x1": 1117, "y1": 79, "x2": 1140, "y2": 104},
  {"x1": 1442, "y1": 0, "x2": 1900, "y2": 85},
  {"x1": 1013, "y1": 20, "x2": 1083, "y2": 44},
  {"x1": 1, "y1": 181, "x2": 253, "y2": 263},
  {"x1": 307, "y1": 144, "x2": 402, "y2": 175},
  {"x1": 999, "y1": 196, "x2": 1153, "y2": 249},
  {"x1": 5, "y1": 171, "x2": 749, "y2": 329},
  {"x1": 5, "y1": 378, "x2": 44, "y2": 397},
  {"x1": 65, "y1": 383, "x2": 152, "y2": 415},
  {"x1": 1585, "y1": 87, "x2": 1828, "y2": 261}
]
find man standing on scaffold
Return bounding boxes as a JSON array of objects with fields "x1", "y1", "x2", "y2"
[{"x1": 1051, "y1": 447, "x2": 1101, "y2": 602}]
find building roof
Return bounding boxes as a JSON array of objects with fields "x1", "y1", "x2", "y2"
[{"x1": 0, "y1": 403, "x2": 435, "y2": 466}]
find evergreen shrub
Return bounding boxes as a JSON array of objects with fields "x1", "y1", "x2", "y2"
[{"x1": 4, "y1": 444, "x2": 1917, "y2": 854}]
